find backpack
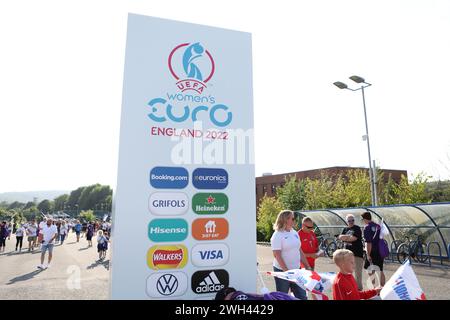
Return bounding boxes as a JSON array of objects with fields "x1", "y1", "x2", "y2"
[{"x1": 373, "y1": 223, "x2": 389, "y2": 259}]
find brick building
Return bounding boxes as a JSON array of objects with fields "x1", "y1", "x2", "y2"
[{"x1": 255, "y1": 166, "x2": 407, "y2": 210}]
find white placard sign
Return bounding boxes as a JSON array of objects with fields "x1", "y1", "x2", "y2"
[{"x1": 111, "y1": 14, "x2": 255, "y2": 299}]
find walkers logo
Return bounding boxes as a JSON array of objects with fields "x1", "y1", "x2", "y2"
[
  {"x1": 150, "y1": 167, "x2": 189, "y2": 189},
  {"x1": 149, "y1": 192, "x2": 189, "y2": 216},
  {"x1": 191, "y1": 243, "x2": 229, "y2": 267},
  {"x1": 192, "y1": 218, "x2": 229, "y2": 241},
  {"x1": 192, "y1": 168, "x2": 228, "y2": 190},
  {"x1": 191, "y1": 270, "x2": 229, "y2": 294},
  {"x1": 147, "y1": 245, "x2": 188, "y2": 270},
  {"x1": 146, "y1": 272, "x2": 188, "y2": 298},
  {"x1": 168, "y1": 42, "x2": 215, "y2": 94},
  {"x1": 148, "y1": 219, "x2": 188, "y2": 242},
  {"x1": 192, "y1": 193, "x2": 228, "y2": 215}
]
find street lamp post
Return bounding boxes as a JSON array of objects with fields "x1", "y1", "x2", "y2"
[{"x1": 333, "y1": 75, "x2": 378, "y2": 206}]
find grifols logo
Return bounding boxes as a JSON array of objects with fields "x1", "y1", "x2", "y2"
[{"x1": 168, "y1": 42, "x2": 215, "y2": 94}]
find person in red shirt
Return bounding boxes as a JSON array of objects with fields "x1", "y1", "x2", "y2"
[
  {"x1": 332, "y1": 249, "x2": 382, "y2": 300},
  {"x1": 298, "y1": 217, "x2": 323, "y2": 270}
]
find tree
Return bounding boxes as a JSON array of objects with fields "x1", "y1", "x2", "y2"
[
  {"x1": 276, "y1": 176, "x2": 306, "y2": 211},
  {"x1": 8, "y1": 201, "x2": 25, "y2": 210},
  {"x1": 426, "y1": 180, "x2": 450, "y2": 202},
  {"x1": 104, "y1": 195, "x2": 112, "y2": 211},
  {"x1": 79, "y1": 210, "x2": 96, "y2": 222},
  {"x1": 54, "y1": 194, "x2": 69, "y2": 211},
  {"x1": 67, "y1": 187, "x2": 86, "y2": 209},
  {"x1": 37, "y1": 199, "x2": 53, "y2": 214},
  {"x1": 24, "y1": 201, "x2": 36, "y2": 210},
  {"x1": 256, "y1": 195, "x2": 283, "y2": 241},
  {"x1": 304, "y1": 173, "x2": 335, "y2": 210},
  {"x1": 342, "y1": 169, "x2": 372, "y2": 207},
  {"x1": 380, "y1": 174, "x2": 397, "y2": 205},
  {"x1": 393, "y1": 173, "x2": 431, "y2": 204}
]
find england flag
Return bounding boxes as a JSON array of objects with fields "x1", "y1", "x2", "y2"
[
  {"x1": 267, "y1": 269, "x2": 336, "y2": 300},
  {"x1": 380, "y1": 260, "x2": 426, "y2": 300}
]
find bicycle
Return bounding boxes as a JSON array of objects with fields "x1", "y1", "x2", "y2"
[
  {"x1": 325, "y1": 234, "x2": 345, "y2": 258},
  {"x1": 396, "y1": 232, "x2": 429, "y2": 264},
  {"x1": 315, "y1": 232, "x2": 334, "y2": 258}
]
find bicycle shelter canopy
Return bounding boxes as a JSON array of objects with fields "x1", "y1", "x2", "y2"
[{"x1": 296, "y1": 202, "x2": 450, "y2": 257}]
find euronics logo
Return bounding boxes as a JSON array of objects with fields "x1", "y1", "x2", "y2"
[
  {"x1": 192, "y1": 168, "x2": 228, "y2": 190},
  {"x1": 192, "y1": 193, "x2": 228, "y2": 215}
]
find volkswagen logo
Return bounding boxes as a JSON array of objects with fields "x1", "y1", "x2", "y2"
[{"x1": 156, "y1": 274, "x2": 179, "y2": 295}]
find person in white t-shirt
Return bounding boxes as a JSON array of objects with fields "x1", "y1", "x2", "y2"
[
  {"x1": 15, "y1": 224, "x2": 26, "y2": 252},
  {"x1": 59, "y1": 221, "x2": 68, "y2": 245},
  {"x1": 270, "y1": 210, "x2": 311, "y2": 300},
  {"x1": 26, "y1": 220, "x2": 38, "y2": 252},
  {"x1": 38, "y1": 218, "x2": 58, "y2": 270}
]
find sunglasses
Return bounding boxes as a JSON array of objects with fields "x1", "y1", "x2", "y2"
[{"x1": 347, "y1": 220, "x2": 355, "y2": 223}]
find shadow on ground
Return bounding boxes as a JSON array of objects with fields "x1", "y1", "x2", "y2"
[
  {"x1": 87, "y1": 259, "x2": 110, "y2": 271},
  {"x1": 6, "y1": 269, "x2": 44, "y2": 285}
]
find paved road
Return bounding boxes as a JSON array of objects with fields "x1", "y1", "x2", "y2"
[
  {"x1": 256, "y1": 244, "x2": 450, "y2": 300},
  {"x1": 0, "y1": 232, "x2": 110, "y2": 300},
  {"x1": 1, "y1": 237, "x2": 449, "y2": 300}
]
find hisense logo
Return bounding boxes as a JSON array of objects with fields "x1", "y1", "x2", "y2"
[{"x1": 148, "y1": 219, "x2": 188, "y2": 242}]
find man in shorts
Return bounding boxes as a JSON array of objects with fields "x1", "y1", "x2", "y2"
[
  {"x1": 38, "y1": 218, "x2": 58, "y2": 270},
  {"x1": 27, "y1": 220, "x2": 38, "y2": 252},
  {"x1": 361, "y1": 211, "x2": 385, "y2": 286}
]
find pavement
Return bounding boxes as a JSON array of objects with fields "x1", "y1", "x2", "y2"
[
  {"x1": 256, "y1": 244, "x2": 450, "y2": 300},
  {"x1": 0, "y1": 232, "x2": 110, "y2": 300},
  {"x1": 1, "y1": 236, "x2": 449, "y2": 300}
]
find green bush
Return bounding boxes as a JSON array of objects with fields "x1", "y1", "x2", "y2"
[{"x1": 256, "y1": 195, "x2": 283, "y2": 242}]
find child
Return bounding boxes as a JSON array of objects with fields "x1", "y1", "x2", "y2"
[
  {"x1": 332, "y1": 249, "x2": 382, "y2": 300},
  {"x1": 97, "y1": 230, "x2": 109, "y2": 261}
]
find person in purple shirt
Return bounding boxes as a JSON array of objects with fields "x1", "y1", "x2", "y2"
[
  {"x1": 361, "y1": 211, "x2": 385, "y2": 286},
  {"x1": 86, "y1": 222, "x2": 94, "y2": 247},
  {"x1": 215, "y1": 287, "x2": 298, "y2": 300},
  {"x1": 0, "y1": 221, "x2": 8, "y2": 253}
]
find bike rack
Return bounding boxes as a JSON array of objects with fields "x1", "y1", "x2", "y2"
[
  {"x1": 390, "y1": 240, "x2": 403, "y2": 263},
  {"x1": 389, "y1": 240, "x2": 403, "y2": 262},
  {"x1": 427, "y1": 242, "x2": 443, "y2": 267}
]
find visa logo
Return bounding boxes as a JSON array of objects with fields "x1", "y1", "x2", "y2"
[
  {"x1": 199, "y1": 250, "x2": 224, "y2": 260},
  {"x1": 191, "y1": 243, "x2": 229, "y2": 267}
]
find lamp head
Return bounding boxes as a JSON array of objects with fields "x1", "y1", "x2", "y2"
[
  {"x1": 333, "y1": 81, "x2": 348, "y2": 89},
  {"x1": 349, "y1": 75, "x2": 365, "y2": 83}
]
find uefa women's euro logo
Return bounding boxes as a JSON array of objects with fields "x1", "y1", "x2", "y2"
[{"x1": 168, "y1": 42, "x2": 215, "y2": 94}]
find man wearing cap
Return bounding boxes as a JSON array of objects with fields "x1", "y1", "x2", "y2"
[
  {"x1": 338, "y1": 214, "x2": 364, "y2": 290},
  {"x1": 361, "y1": 211, "x2": 385, "y2": 286},
  {"x1": 38, "y1": 217, "x2": 58, "y2": 270}
]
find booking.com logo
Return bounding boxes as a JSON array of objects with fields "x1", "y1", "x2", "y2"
[
  {"x1": 150, "y1": 167, "x2": 189, "y2": 189},
  {"x1": 168, "y1": 42, "x2": 215, "y2": 94}
]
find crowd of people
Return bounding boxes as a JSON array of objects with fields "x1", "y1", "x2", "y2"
[
  {"x1": 268, "y1": 210, "x2": 385, "y2": 300},
  {"x1": 0, "y1": 216, "x2": 112, "y2": 269}
]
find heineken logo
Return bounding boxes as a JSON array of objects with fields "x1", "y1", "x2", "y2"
[{"x1": 192, "y1": 193, "x2": 228, "y2": 215}]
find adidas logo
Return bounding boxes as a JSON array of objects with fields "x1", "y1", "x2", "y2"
[{"x1": 195, "y1": 271, "x2": 224, "y2": 293}]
